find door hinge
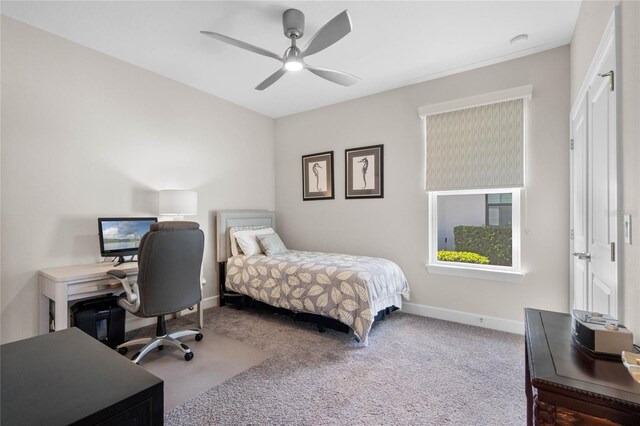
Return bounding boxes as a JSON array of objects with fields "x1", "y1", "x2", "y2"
[
  {"x1": 598, "y1": 70, "x2": 614, "y2": 92},
  {"x1": 611, "y1": 242, "x2": 615, "y2": 262},
  {"x1": 570, "y1": 139, "x2": 574, "y2": 150},
  {"x1": 570, "y1": 229, "x2": 574, "y2": 240}
]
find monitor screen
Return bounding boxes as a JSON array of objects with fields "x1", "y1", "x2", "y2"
[{"x1": 98, "y1": 217, "x2": 157, "y2": 260}]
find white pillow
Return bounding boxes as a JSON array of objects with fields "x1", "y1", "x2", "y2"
[
  {"x1": 229, "y1": 226, "x2": 272, "y2": 256},
  {"x1": 234, "y1": 228, "x2": 274, "y2": 256}
]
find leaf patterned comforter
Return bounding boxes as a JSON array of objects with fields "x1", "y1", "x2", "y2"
[{"x1": 225, "y1": 250, "x2": 410, "y2": 344}]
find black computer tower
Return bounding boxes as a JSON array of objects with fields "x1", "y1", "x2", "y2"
[{"x1": 71, "y1": 295, "x2": 125, "y2": 349}]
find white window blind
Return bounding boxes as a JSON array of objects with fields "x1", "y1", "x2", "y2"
[{"x1": 425, "y1": 98, "x2": 524, "y2": 191}]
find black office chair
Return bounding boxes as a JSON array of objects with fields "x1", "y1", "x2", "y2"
[{"x1": 108, "y1": 221, "x2": 205, "y2": 364}]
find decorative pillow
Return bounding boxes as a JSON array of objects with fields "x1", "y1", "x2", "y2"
[
  {"x1": 229, "y1": 226, "x2": 272, "y2": 256},
  {"x1": 233, "y1": 227, "x2": 274, "y2": 256},
  {"x1": 257, "y1": 233, "x2": 287, "y2": 256}
]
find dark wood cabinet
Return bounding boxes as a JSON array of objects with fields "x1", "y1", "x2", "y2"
[
  {"x1": 1, "y1": 327, "x2": 163, "y2": 425},
  {"x1": 525, "y1": 308, "x2": 640, "y2": 425}
]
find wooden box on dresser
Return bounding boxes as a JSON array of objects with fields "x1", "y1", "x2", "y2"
[{"x1": 524, "y1": 308, "x2": 640, "y2": 425}]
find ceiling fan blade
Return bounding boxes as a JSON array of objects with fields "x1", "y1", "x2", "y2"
[
  {"x1": 255, "y1": 68, "x2": 288, "y2": 90},
  {"x1": 302, "y1": 10, "x2": 352, "y2": 57},
  {"x1": 306, "y1": 66, "x2": 360, "y2": 87},
  {"x1": 200, "y1": 31, "x2": 282, "y2": 61}
]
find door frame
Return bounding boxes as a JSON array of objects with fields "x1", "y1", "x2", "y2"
[
  {"x1": 570, "y1": 97, "x2": 588, "y2": 311},
  {"x1": 569, "y1": 7, "x2": 622, "y2": 317}
]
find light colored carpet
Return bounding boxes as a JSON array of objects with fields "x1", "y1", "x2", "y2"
[
  {"x1": 134, "y1": 329, "x2": 271, "y2": 411},
  {"x1": 161, "y1": 306, "x2": 526, "y2": 425}
]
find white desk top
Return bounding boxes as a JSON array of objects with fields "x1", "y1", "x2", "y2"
[{"x1": 39, "y1": 262, "x2": 138, "y2": 282}]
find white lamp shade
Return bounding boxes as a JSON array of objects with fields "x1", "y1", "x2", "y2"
[{"x1": 159, "y1": 190, "x2": 197, "y2": 216}]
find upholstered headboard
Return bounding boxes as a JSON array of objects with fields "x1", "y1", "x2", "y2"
[{"x1": 215, "y1": 210, "x2": 276, "y2": 262}]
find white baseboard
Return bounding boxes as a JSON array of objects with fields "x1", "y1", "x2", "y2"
[
  {"x1": 402, "y1": 302, "x2": 524, "y2": 335},
  {"x1": 125, "y1": 298, "x2": 524, "y2": 335},
  {"x1": 200, "y1": 295, "x2": 219, "y2": 311},
  {"x1": 125, "y1": 295, "x2": 219, "y2": 331}
]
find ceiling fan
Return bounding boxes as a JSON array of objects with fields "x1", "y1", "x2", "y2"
[{"x1": 201, "y1": 9, "x2": 360, "y2": 90}]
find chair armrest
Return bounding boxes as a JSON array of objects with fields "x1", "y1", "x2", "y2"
[
  {"x1": 107, "y1": 269, "x2": 140, "y2": 313},
  {"x1": 107, "y1": 269, "x2": 127, "y2": 280}
]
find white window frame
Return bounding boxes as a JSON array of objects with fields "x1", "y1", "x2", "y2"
[
  {"x1": 420, "y1": 86, "x2": 532, "y2": 284},
  {"x1": 427, "y1": 188, "x2": 524, "y2": 284}
]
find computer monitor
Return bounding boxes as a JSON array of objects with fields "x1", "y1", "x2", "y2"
[{"x1": 98, "y1": 217, "x2": 157, "y2": 265}]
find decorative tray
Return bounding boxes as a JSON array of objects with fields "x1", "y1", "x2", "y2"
[{"x1": 621, "y1": 351, "x2": 640, "y2": 384}]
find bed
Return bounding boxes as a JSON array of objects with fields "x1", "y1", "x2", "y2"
[{"x1": 216, "y1": 210, "x2": 410, "y2": 344}]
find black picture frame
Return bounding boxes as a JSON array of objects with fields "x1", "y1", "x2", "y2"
[
  {"x1": 345, "y1": 144, "x2": 384, "y2": 199},
  {"x1": 302, "y1": 151, "x2": 334, "y2": 201}
]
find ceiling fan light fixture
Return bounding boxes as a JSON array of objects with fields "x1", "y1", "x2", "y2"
[
  {"x1": 202, "y1": 8, "x2": 359, "y2": 89},
  {"x1": 284, "y1": 59, "x2": 304, "y2": 72},
  {"x1": 283, "y1": 46, "x2": 304, "y2": 72}
]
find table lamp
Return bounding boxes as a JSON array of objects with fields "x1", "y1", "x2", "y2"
[{"x1": 159, "y1": 190, "x2": 197, "y2": 220}]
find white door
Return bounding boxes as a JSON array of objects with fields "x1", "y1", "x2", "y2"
[
  {"x1": 587, "y1": 42, "x2": 618, "y2": 318},
  {"x1": 570, "y1": 35, "x2": 618, "y2": 318}
]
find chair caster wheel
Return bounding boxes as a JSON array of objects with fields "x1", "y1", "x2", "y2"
[
  {"x1": 195, "y1": 333, "x2": 203, "y2": 341},
  {"x1": 184, "y1": 352, "x2": 194, "y2": 361},
  {"x1": 117, "y1": 347, "x2": 128, "y2": 355}
]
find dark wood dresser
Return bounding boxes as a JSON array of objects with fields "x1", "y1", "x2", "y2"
[
  {"x1": 525, "y1": 308, "x2": 640, "y2": 425},
  {"x1": 1, "y1": 327, "x2": 163, "y2": 425}
]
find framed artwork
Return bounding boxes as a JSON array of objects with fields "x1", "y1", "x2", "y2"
[
  {"x1": 302, "y1": 151, "x2": 334, "y2": 201},
  {"x1": 345, "y1": 144, "x2": 384, "y2": 199}
]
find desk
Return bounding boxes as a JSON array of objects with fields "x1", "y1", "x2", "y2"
[
  {"x1": 1, "y1": 327, "x2": 163, "y2": 425},
  {"x1": 525, "y1": 308, "x2": 640, "y2": 425},
  {"x1": 39, "y1": 262, "x2": 204, "y2": 334}
]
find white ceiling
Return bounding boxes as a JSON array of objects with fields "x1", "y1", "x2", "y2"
[{"x1": 1, "y1": 1, "x2": 581, "y2": 118}]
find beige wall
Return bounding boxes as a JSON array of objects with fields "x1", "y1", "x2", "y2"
[
  {"x1": 0, "y1": 17, "x2": 276, "y2": 343},
  {"x1": 571, "y1": 0, "x2": 640, "y2": 343},
  {"x1": 275, "y1": 47, "x2": 571, "y2": 327}
]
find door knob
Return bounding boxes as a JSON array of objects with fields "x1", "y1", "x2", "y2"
[{"x1": 572, "y1": 252, "x2": 591, "y2": 261}]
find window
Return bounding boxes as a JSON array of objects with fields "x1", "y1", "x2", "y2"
[
  {"x1": 420, "y1": 86, "x2": 530, "y2": 283},
  {"x1": 486, "y1": 193, "x2": 512, "y2": 226},
  {"x1": 429, "y1": 189, "x2": 521, "y2": 282}
]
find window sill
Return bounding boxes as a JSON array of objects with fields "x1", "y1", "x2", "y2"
[{"x1": 426, "y1": 263, "x2": 525, "y2": 284}]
